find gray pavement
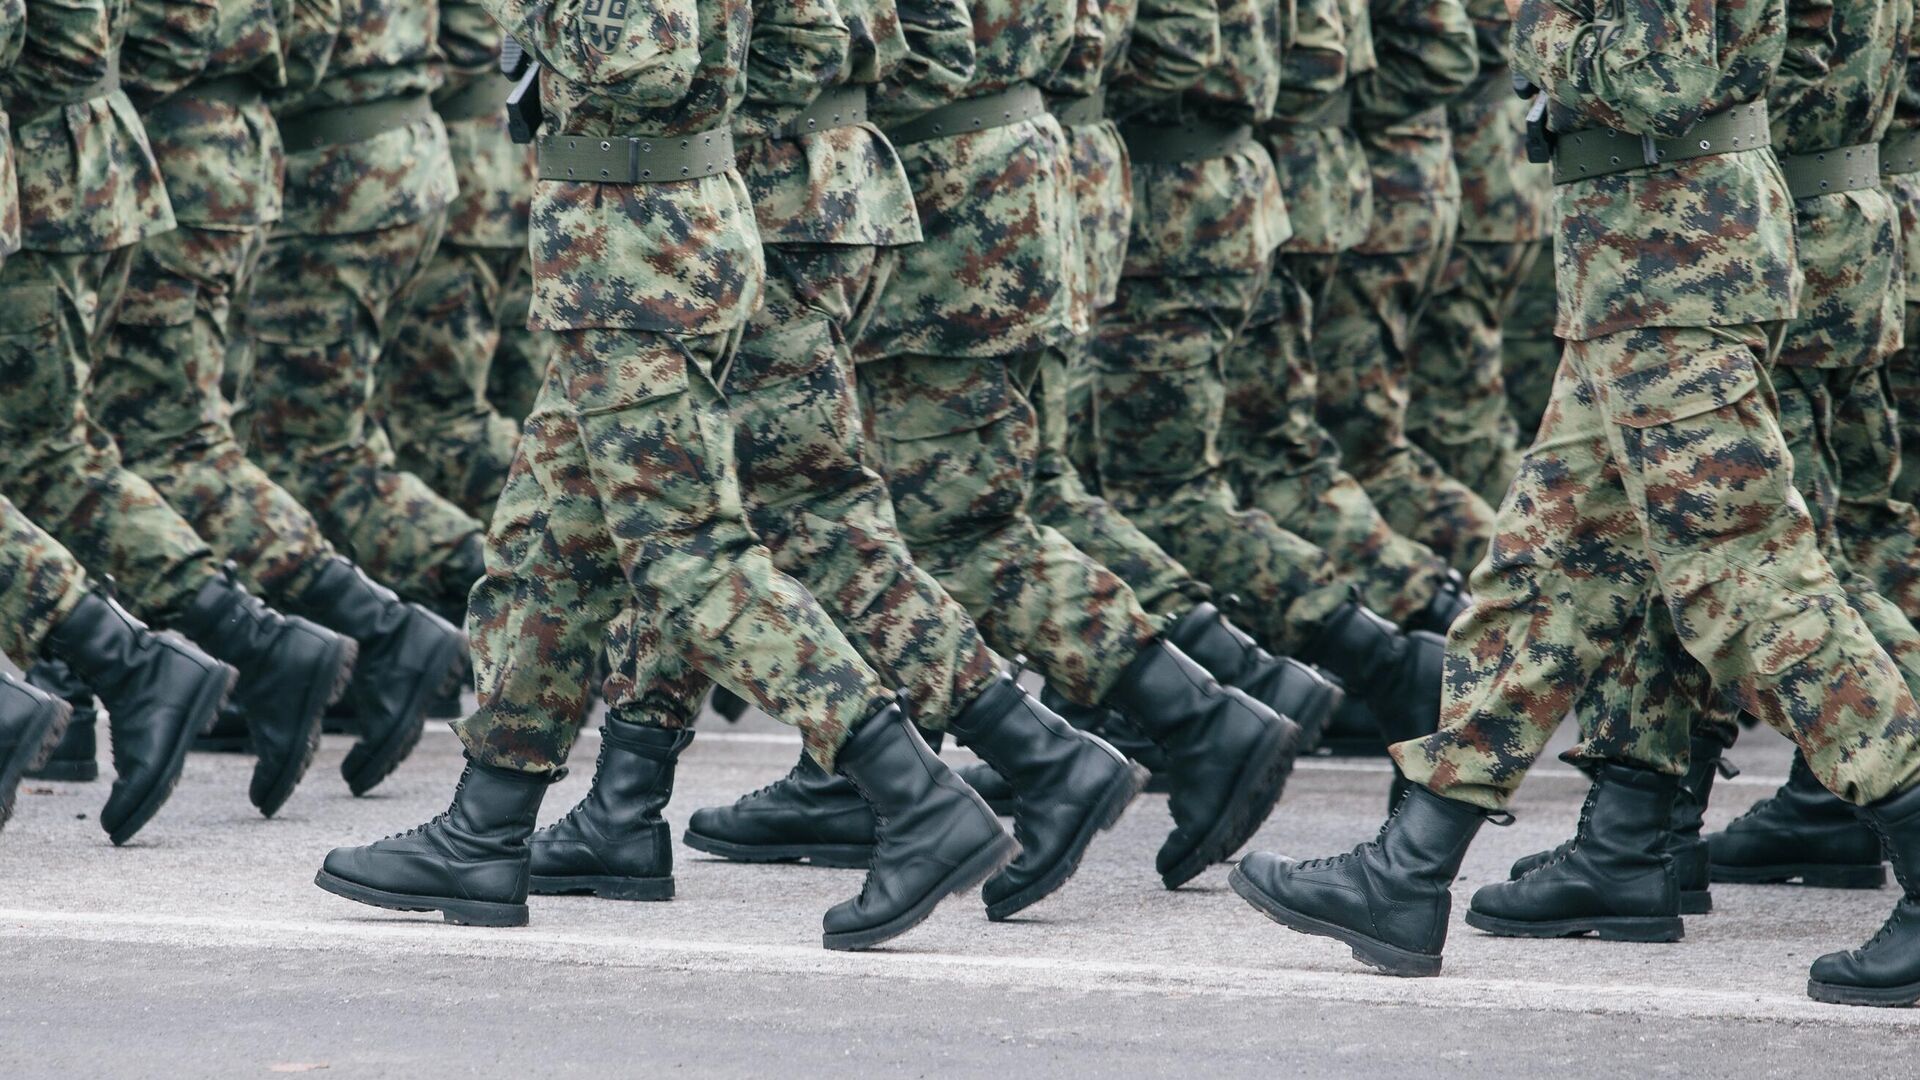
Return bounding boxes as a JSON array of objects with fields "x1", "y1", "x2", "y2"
[{"x1": 3, "y1": 701, "x2": 1917, "y2": 1078}]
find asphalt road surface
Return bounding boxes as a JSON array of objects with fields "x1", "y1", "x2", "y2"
[{"x1": 4, "y1": 697, "x2": 1917, "y2": 1078}]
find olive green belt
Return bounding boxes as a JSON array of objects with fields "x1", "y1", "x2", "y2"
[
  {"x1": 435, "y1": 75, "x2": 509, "y2": 123},
  {"x1": 536, "y1": 127, "x2": 736, "y2": 183},
  {"x1": 1778, "y1": 143, "x2": 1880, "y2": 200},
  {"x1": 1047, "y1": 87, "x2": 1107, "y2": 128},
  {"x1": 773, "y1": 84, "x2": 869, "y2": 139},
  {"x1": 20, "y1": 62, "x2": 119, "y2": 125},
  {"x1": 1551, "y1": 101, "x2": 1770, "y2": 184},
  {"x1": 1119, "y1": 117, "x2": 1253, "y2": 164},
  {"x1": 180, "y1": 74, "x2": 260, "y2": 108},
  {"x1": 1269, "y1": 86, "x2": 1351, "y2": 132},
  {"x1": 1881, "y1": 128, "x2": 1920, "y2": 176},
  {"x1": 277, "y1": 92, "x2": 435, "y2": 152},
  {"x1": 884, "y1": 83, "x2": 1047, "y2": 146}
]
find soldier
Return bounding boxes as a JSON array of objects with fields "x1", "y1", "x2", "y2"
[
  {"x1": 1310, "y1": 0, "x2": 1492, "y2": 571},
  {"x1": 526, "y1": 0, "x2": 1145, "y2": 923},
  {"x1": 379, "y1": 1, "x2": 549, "y2": 522},
  {"x1": 0, "y1": 0, "x2": 364, "y2": 819},
  {"x1": 1229, "y1": 0, "x2": 1920, "y2": 1009},
  {"x1": 235, "y1": 0, "x2": 489, "y2": 625},
  {"x1": 1498, "y1": 242, "x2": 1559, "y2": 441},
  {"x1": 312, "y1": 0, "x2": 1033, "y2": 953},
  {"x1": 1403, "y1": 0, "x2": 1552, "y2": 506}
]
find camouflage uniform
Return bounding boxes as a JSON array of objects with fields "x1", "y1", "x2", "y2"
[
  {"x1": 1403, "y1": 0, "x2": 1551, "y2": 506},
  {"x1": 1499, "y1": 244, "x2": 1559, "y2": 441},
  {"x1": 379, "y1": 0, "x2": 546, "y2": 523},
  {"x1": 235, "y1": 0, "x2": 484, "y2": 613},
  {"x1": 0, "y1": 0, "x2": 17, "y2": 268},
  {"x1": 853, "y1": 0, "x2": 1170, "y2": 705},
  {"x1": 600, "y1": 0, "x2": 1009, "y2": 732},
  {"x1": 1394, "y1": 0, "x2": 1920, "y2": 809},
  {"x1": 88, "y1": 0, "x2": 363, "y2": 606},
  {"x1": 460, "y1": 0, "x2": 896, "y2": 773},
  {"x1": 1223, "y1": 0, "x2": 1462, "y2": 624},
  {"x1": 0, "y1": 0, "x2": 228, "y2": 624},
  {"x1": 1311, "y1": 0, "x2": 1492, "y2": 572}
]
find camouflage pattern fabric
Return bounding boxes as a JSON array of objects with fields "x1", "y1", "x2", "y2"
[
  {"x1": 0, "y1": 0, "x2": 22, "y2": 266},
  {"x1": 0, "y1": 495, "x2": 90, "y2": 665},
  {"x1": 1498, "y1": 241, "x2": 1560, "y2": 443}
]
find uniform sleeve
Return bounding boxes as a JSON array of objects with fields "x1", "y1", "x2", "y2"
[
  {"x1": 273, "y1": 0, "x2": 343, "y2": 98},
  {"x1": 482, "y1": 0, "x2": 704, "y2": 104},
  {"x1": 1767, "y1": 0, "x2": 1836, "y2": 123},
  {"x1": 737, "y1": 0, "x2": 850, "y2": 136},
  {"x1": 872, "y1": 0, "x2": 975, "y2": 118},
  {"x1": 1040, "y1": 0, "x2": 1109, "y2": 98},
  {"x1": 3, "y1": 0, "x2": 114, "y2": 119},
  {"x1": 1353, "y1": 0, "x2": 1477, "y2": 122},
  {"x1": 1, "y1": 0, "x2": 30, "y2": 73},
  {"x1": 1115, "y1": 0, "x2": 1221, "y2": 110},
  {"x1": 1511, "y1": 0, "x2": 1729, "y2": 137},
  {"x1": 121, "y1": 0, "x2": 220, "y2": 105},
  {"x1": 1275, "y1": 0, "x2": 1349, "y2": 111},
  {"x1": 440, "y1": 0, "x2": 506, "y2": 85}
]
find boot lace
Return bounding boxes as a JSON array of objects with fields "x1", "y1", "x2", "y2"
[{"x1": 383, "y1": 772, "x2": 466, "y2": 840}]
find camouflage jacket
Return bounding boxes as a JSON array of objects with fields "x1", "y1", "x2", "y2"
[
  {"x1": 1448, "y1": 0, "x2": 1547, "y2": 244},
  {"x1": 130, "y1": 0, "x2": 289, "y2": 231},
  {"x1": 3, "y1": 0, "x2": 175, "y2": 253},
  {"x1": 735, "y1": 0, "x2": 923, "y2": 247},
  {"x1": 487, "y1": 0, "x2": 763, "y2": 334},
  {"x1": 1, "y1": 0, "x2": 22, "y2": 261},
  {"x1": 854, "y1": 0, "x2": 1083, "y2": 359},
  {"x1": 1891, "y1": 8, "x2": 1920, "y2": 294},
  {"x1": 1350, "y1": 0, "x2": 1476, "y2": 255},
  {"x1": 1269, "y1": 0, "x2": 1373, "y2": 252},
  {"x1": 438, "y1": 0, "x2": 532, "y2": 249},
  {"x1": 1514, "y1": 0, "x2": 1800, "y2": 338},
  {"x1": 1772, "y1": 0, "x2": 1910, "y2": 366},
  {"x1": 1044, "y1": 0, "x2": 1137, "y2": 320}
]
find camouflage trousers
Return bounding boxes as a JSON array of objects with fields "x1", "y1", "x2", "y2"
[
  {"x1": 238, "y1": 212, "x2": 484, "y2": 612},
  {"x1": 1316, "y1": 214, "x2": 1497, "y2": 572},
  {"x1": 487, "y1": 290, "x2": 548, "y2": 426},
  {"x1": 1090, "y1": 267, "x2": 1350, "y2": 656},
  {"x1": 1408, "y1": 239, "x2": 1543, "y2": 506},
  {"x1": 0, "y1": 247, "x2": 218, "y2": 622},
  {"x1": 857, "y1": 351, "x2": 1160, "y2": 705},
  {"x1": 457, "y1": 326, "x2": 892, "y2": 772},
  {"x1": 94, "y1": 223, "x2": 343, "y2": 603},
  {"x1": 1394, "y1": 324, "x2": 1920, "y2": 809},
  {"x1": 1029, "y1": 343, "x2": 1209, "y2": 625},
  {"x1": 1500, "y1": 248, "x2": 1560, "y2": 443},
  {"x1": 598, "y1": 244, "x2": 1003, "y2": 730},
  {"x1": 1842, "y1": 303, "x2": 1920, "y2": 613},
  {"x1": 0, "y1": 494, "x2": 89, "y2": 665},
  {"x1": 380, "y1": 243, "x2": 548, "y2": 522},
  {"x1": 1224, "y1": 250, "x2": 1455, "y2": 625}
]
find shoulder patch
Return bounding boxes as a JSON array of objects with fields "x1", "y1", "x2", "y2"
[{"x1": 579, "y1": 0, "x2": 631, "y2": 53}]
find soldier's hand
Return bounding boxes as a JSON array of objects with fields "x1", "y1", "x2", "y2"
[{"x1": 1505, "y1": 0, "x2": 1523, "y2": 19}]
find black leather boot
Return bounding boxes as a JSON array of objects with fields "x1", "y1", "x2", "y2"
[
  {"x1": 684, "y1": 748, "x2": 878, "y2": 867},
  {"x1": 23, "y1": 660, "x2": 98, "y2": 782},
  {"x1": 174, "y1": 566, "x2": 357, "y2": 816},
  {"x1": 822, "y1": 703, "x2": 1016, "y2": 950},
  {"x1": 960, "y1": 682, "x2": 1153, "y2": 813},
  {"x1": 1105, "y1": 640, "x2": 1302, "y2": 889},
  {"x1": 1467, "y1": 763, "x2": 1684, "y2": 941},
  {"x1": 1807, "y1": 782, "x2": 1920, "y2": 1006},
  {"x1": 289, "y1": 557, "x2": 465, "y2": 797},
  {"x1": 1166, "y1": 602, "x2": 1344, "y2": 752},
  {"x1": 949, "y1": 670, "x2": 1145, "y2": 920},
  {"x1": 1297, "y1": 595, "x2": 1445, "y2": 761},
  {"x1": 708, "y1": 685, "x2": 751, "y2": 724},
  {"x1": 316, "y1": 757, "x2": 563, "y2": 926},
  {"x1": 530, "y1": 719, "x2": 692, "y2": 900},
  {"x1": 1509, "y1": 737, "x2": 1732, "y2": 915},
  {"x1": 46, "y1": 591, "x2": 236, "y2": 844},
  {"x1": 1402, "y1": 569, "x2": 1470, "y2": 637},
  {"x1": 1709, "y1": 751, "x2": 1887, "y2": 888},
  {"x1": 1230, "y1": 785, "x2": 1497, "y2": 976},
  {"x1": 424, "y1": 650, "x2": 471, "y2": 720},
  {"x1": 193, "y1": 700, "x2": 253, "y2": 753},
  {"x1": 1, "y1": 672, "x2": 71, "y2": 830}
]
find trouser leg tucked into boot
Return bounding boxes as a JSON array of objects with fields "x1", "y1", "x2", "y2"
[
  {"x1": 530, "y1": 718, "x2": 693, "y2": 901},
  {"x1": 315, "y1": 757, "x2": 564, "y2": 927},
  {"x1": 1467, "y1": 763, "x2": 1684, "y2": 942},
  {"x1": 1, "y1": 672, "x2": 72, "y2": 831},
  {"x1": 1710, "y1": 751, "x2": 1887, "y2": 889},
  {"x1": 1808, "y1": 782, "x2": 1920, "y2": 1006}
]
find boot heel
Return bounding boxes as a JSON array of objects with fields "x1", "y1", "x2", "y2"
[{"x1": 1592, "y1": 917, "x2": 1685, "y2": 943}]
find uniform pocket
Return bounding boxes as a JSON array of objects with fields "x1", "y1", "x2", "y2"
[
  {"x1": 560, "y1": 328, "x2": 692, "y2": 416},
  {"x1": 1600, "y1": 332, "x2": 1766, "y2": 429}
]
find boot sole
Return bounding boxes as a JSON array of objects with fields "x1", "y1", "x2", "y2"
[
  {"x1": 108, "y1": 663, "x2": 236, "y2": 846},
  {"x1": 1160, "y1": 717, "x2": 1301, "y2": 890},
  {"x1": 1228, "y1": 864, "x2": 1441, "y2": 977},
  {"x1": 1682, "y1": 889, "x2": 1712, "y2": 915},
  {"x1": 1463, "y1": 909, "x2": 1685, "y2": 942},
  {"x1": 314, "y1": 868, "x2": 527, "y2": 927},
  {"x1": 822, "y1": 832, "x2": 1019, "y2": 952},
  {"x1": 254, "y1": 636, "x2": 358, "y2": 819},
  {"x1": 681, "y1": 828, "x2": 874, "y2": 869},
  {"x1": 1710, "y1": 862, "x2": 1887, "y2": 889},
  {"x1": 985, "y1": 762, "x2": 1148, "y2": 921},
  {"x1": 1, "y1": 697, "x2": 73, "y2": 831},
  {"x1": 1807, "y1": 978, "x2": 1920, "y2": 1007},
  {"x1": 530, "y1": 874, "x2": 674, "y2": 901},
  {"x1": 24, "y1": 758, "x2": 97, "y2": 783},
  {"x1": 343, "y1": 630, "x2": 463, "y2": 797}
]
